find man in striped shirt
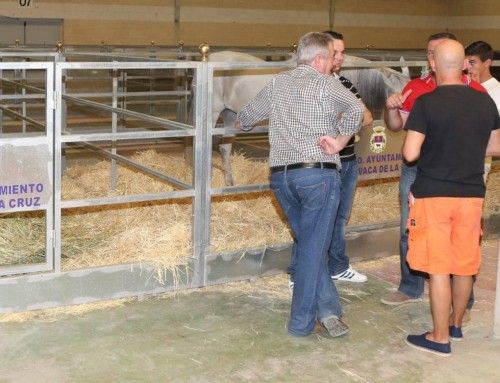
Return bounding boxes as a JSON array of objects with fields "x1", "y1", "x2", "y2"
[
  {"x1": 237, "y1": 32, "x2": 364, "y2": 338},
  {"x1": 325, "y1": 30, "x2": 373, "y2": 283}
]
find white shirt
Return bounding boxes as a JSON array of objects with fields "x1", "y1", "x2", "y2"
[{"x1": 482, "y1": 77, "x2": 500, "y2": 113}]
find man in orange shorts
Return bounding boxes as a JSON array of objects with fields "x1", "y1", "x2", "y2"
[{"x1": 403, "y1": 39, "x2": 500, "y2": 356}]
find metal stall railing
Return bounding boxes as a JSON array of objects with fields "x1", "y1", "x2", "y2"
[{"x1": 0, "y1": 56, "x2": 300, "y2": 312}]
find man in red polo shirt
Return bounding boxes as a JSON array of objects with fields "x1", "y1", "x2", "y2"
[{"x1": 381, "y1": 32, "x2": 486, "y2": 315}]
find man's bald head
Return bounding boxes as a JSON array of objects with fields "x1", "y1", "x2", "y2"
[
  {"x1": 430, "y1": 40, "x2": 466, "y2": 84},
  {"x1": 433, "y1": 40, "x2": 465, "y2": 73}
]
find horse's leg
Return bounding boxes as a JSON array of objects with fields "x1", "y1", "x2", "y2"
[{"x1": 219, "y1": 109, "x2": 237, "y2": 186}]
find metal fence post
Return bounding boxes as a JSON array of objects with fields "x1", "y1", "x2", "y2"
[
  {"x1": 191, "y1": 60, "x2": 212, "y2": 288},
  {"x1": 53, "y1": 61, "x2": 63, "y2": 273},
  {"x1": 111, "y1": 67, "x2": 118, "y2": 190}
]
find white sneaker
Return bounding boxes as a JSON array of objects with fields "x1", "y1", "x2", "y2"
[
  {"x1": 288, "y1": 278, "x2": 294, "y2": 293},
  {"x1": 331, "y1": 266, "x2": 367, "y2": 283}
]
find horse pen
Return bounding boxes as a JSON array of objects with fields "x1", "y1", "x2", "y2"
[{"x1": 0, "y1": 45, "x2": 499, "y2": 382}]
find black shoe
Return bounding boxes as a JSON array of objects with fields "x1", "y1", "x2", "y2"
[
  {"x1": 406, "y1": 333, "x2": 451, "y2": 356},
  {"x1": 449, "y1": 326, "x2": 463, "y2": 341}
]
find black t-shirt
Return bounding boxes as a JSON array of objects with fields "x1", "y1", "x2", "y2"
[{"x1": 404, "y1": 85, "x2": 500, "y2": 198}]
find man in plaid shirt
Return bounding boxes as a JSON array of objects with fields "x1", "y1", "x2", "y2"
[{"x1": 237, "y1": 32, "x2": 364, "y2": 338}]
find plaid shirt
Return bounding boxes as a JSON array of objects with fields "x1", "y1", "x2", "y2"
[{"x1": 237, "y1": 64, "x2": 364, "y2": 167}]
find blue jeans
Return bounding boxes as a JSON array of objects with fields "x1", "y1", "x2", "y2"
[
  {"x1": 398, "y1": 162, "x2": 425, "y2": 298},
  {"x1": 271, "y1": 167, "x2": 343, "y2": 336},
  {"x1": 328, "y1": 158, "x2": 358, "y2": 276}
]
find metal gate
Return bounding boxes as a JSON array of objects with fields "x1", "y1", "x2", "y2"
[{"x1": 0, "y1": 61, "x2": 55, "y2": 276}]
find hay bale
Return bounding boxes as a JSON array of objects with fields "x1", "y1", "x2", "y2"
[
  {"x1": 0, "y1": 212, "x2": 45, "y2": 266},
  {"x1": 350, "y1": 178, "x2": 399, "y2": 225},
  {"x1": 1, "y1": 151, "x2": 498, "y2": 274},
  {"x1": 59, "y1": 150, "x2": 291, "y2": 272}
]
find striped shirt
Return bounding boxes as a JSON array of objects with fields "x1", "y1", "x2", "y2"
[
  {"x1": 237, "y1": 65, "x2": 364, "y2": 168},
  {"x1": 335, "y1": 74, "x2": 362, "y2": 160}
]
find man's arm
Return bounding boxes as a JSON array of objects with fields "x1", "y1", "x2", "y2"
[
  {"x1": 486, "y1": 129, "x2": 500, "y2": 157},
  {"x1": 384, "y1": 89, "x2": 412, "y2": 132},
  {"x1": 384, "y1": 108, "x2": 408, "y2": 132},
  {"x1": 318, "y1": 134, "x2": 352, "y2": 155},
  {"x1": 236, "y1": 81, "x2": 273, "y2": 130},
  {"x1": 325, "y1": 77, "x2": 364, "y2": 136},
  {"x1": 403, "y1": 130, "x2": 425, "y2": 162}
]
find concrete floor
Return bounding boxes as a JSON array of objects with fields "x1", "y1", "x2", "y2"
[{"x1": 0, "y1": 241, "x2": 499, "y2": 382}]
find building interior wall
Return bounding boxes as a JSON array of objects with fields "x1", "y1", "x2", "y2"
[
  {"x1": 448, "y1": 0, "x2": 500, "y2": 48},
  {"x1": 0, "y1": 0, "x2": 498, "y2": 49}
]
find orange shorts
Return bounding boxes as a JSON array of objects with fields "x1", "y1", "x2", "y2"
[{"x1": 407, "y1": 197, "x2": 483, "y2": 276}]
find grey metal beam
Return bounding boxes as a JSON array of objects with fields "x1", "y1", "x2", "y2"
[
  {"x1": 0, "y1": 62, "x2": 53, "y2": 70},
  {"x1": 211, "y1": 183, "x2": 270, "y2": 196},
  {"x1": 0, "y1": 93, "x2": 45, "y2": 100},
  {"x1": 0, "y1": 104, "x2": 45, "y2": 128},
  {"x1": 63, "y1": 94, "x2": 191, "y2": 130},
  {"x1": 65, "y1": 52, "x2": 173, "y2": 62},
  {"x1": 61, "y1": 189, "x2": 194, "y2": 209},
  {"x1": 191, "y1": 61, "x2": 212, "y2": 288},
  {"x1": 57, "y1": 62, "x2": 199, "y2": 70},
  {"x1": 60, "y1": 130, "x2": 195, "y2": 143},
  {"x1": 65, "y1": 90, "x2": 190, "y2": 98},
  {"x1": 0, "y1": 52, "x2": 58, "y2": 57},
  {"x1": 0, "y1": 262, "x2": 53, "y2": 278},
  {"x1": 0, "y1": 77, "x2": 45, "y2": 92}
]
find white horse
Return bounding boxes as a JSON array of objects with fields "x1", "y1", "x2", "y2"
[
  {"x1": 209, "y1": 51, "x2": 288, "y2": 185},
  {"x1": 203, "y1": 51, "x2": 409, "y2": 185}
]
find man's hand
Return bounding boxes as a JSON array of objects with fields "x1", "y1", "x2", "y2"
[
  {"x1": 318, "y1": 136, "x2": 341, "y2": 155},
  {"x1": 408, "y1": 192, "x2": 416, "y2": 206},
  {"x1": 235, "y1": 121, "x2": 241, "y2": 130},
  {"x1": 385, "y1": 89, "x2": 413, "y2": 110}
]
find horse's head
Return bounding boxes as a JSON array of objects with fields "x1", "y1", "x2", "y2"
[{"x1": 340, "y1": 55, "x2": 409, "y2": 119}]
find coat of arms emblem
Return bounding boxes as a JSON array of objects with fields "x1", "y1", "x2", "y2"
[{"x1": 369, "y1": 126, "x2": 387, "y2": 153}]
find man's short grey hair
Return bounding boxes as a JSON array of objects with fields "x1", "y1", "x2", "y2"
[{"x1": 297, "y1": 32, "x2": 333, "y2": 65}]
